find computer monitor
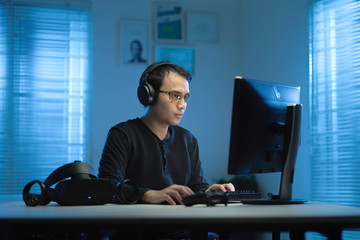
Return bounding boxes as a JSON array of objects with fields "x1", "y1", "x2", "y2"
[{"x1": 228, "y1": 76, "x2": 304, "y2": 204}]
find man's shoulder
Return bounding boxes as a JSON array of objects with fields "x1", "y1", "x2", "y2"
[
  {"x1": 111, "y1": 118, "x2": 142, "y2": 132},
  {"x1": 172, "y1": 125, "x2": 196, "y2": 140}
]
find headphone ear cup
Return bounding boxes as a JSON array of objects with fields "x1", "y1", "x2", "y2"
[
  {"x1": 23, "y1": 180, "x2": 50, "y2": 206},
  {"x1": 137, "y1": 81, "x2": 156, "y2": 106}
]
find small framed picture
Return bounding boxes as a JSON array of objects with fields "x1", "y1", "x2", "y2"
[
  {"x1": 155, "y1": 46, "x2": 194, "y2": 75},
  {"x1": 187, "y1": 12, "x2": 218, "y2": 43},
  {"x1": 120, "y1": 20, "x2": 149, "y2": 65},
  {"x1": 153, "y1": 3, "x2": 184, "y2": 42}
]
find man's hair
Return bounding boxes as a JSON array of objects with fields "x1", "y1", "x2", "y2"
[{"x1": 141, "y1": 62, "x2": 192, "y2": 93}]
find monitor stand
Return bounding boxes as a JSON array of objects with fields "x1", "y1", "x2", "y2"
[{"x1": 242, "y1": 104, "x2": 306, "y2": 205}]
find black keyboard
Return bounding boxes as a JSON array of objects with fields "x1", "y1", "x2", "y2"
[{"x1": 228, "y1": 191, "x2": 262, "y2": 202}]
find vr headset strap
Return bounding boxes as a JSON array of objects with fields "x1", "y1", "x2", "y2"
[{"x1": 44, "y1": 161, "x2": 95, "y2": 188}]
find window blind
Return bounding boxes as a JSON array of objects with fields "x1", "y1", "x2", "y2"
[
  {"x1": 310, "y1": 0, "x2": 360, "y2": 239},
  {"x1": 0, "y1": 0, "x2": 91, "y2": 195}
]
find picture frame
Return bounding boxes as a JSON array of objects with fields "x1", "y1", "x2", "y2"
[
  {"x1": 155, "y1": 46, "x2": 194, "y2": 75},
  {"x1": 120, "y1": 20, "x2": 150, "y2": 65},
  {"x1": 187, "y1": 12, "x2": 218, "y2": 43},
  {"x1": 153, "y1": 3, "x2": 184, "y2": 42}
]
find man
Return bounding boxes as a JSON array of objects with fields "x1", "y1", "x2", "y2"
[{"x1": 98, "y1": 62, "x2": 234, "y2": 206}]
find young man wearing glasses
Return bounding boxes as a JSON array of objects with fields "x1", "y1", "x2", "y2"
[{"x1": 98, "y1": 62, "x2": 234, "y2": 206}]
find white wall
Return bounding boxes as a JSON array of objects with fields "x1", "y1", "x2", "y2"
[{"x1": 90, "y1": 0, "x2": 310, "y2": 200}]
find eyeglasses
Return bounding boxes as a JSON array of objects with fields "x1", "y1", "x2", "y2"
[{"x1": 159, "y1": 90, "x2": 191, "y2": 103}]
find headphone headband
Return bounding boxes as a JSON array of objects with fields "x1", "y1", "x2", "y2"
[{"x1": 139, "y1": 62, "x2": 175, "y2": 85}]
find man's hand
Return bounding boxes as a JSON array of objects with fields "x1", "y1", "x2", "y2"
[
  {"x1": 206, "y1": 183, "x2": 235, "y2": 192},
  {"x1": 141, "y1": 184, "x2": 194, "y2": 205}
]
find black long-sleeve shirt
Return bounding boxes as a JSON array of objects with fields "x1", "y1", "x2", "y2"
[{"x1": 98, "y1": 118, "x2": 209, "y2": 196}]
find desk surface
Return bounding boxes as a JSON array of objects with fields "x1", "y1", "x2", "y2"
[
  {"x1": 1, "y1": 197, "x2": 360, "y2": 228},
  {"x1": 2, "y1": 196, "x2": 360, "y2": 239}
]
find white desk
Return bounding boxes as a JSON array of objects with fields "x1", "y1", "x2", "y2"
[{"x1": 1, "y1": 197, "x2": 360, "y2": 239}]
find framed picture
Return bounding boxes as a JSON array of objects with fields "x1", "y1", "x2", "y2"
[
  {"x1": 187, "y1": 12, "x2": 218, "y2": 43},
  {"x1": 120, "y1": 20, "x2": 149, "y2": 65},
  {"x1": 155, "y1": 46, "x2": 194, "y2": 75},
  {"x1": 153, "y1": 3, "x2": 184, "y2": 42}
]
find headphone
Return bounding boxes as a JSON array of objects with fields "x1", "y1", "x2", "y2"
[
  {"x1": 137, "y1": 62, "x2": 177, "y2": 106},
  {"x1": 23, "y1": 161, "x2": 140, "y2": 206}
]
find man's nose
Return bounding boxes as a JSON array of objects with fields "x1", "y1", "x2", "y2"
[{"x1": 177, "y1": 98, "x2": 186, "y2": 109}]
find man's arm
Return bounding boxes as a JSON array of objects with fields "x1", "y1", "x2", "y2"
[
  {"x1": 98, "y1": 128, "x2": 129, "y2": 182},
  {"x1": 186, "y1": 136, "x2": 235, "y2": 193},
  {"x1": 187, "y1": 137, "x2": 210, "y2": 192}
]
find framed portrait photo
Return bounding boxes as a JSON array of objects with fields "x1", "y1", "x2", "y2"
[
  {"x1": 120, "y1": 20, "x2": 150, "y2": 65},
  {"x1": 153, "y1": 3, "x2": 184, "y2": 42}
]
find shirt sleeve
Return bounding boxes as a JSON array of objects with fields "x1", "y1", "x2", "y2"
[
  {"x1": 187, "y1": 137, "x2": 209, "y2": 192},
  {"x1": 98, "y1": 127, "x2": 150, "y2": 197},
  {"x1": 98, "y1": 127, "x2": 128, "y2": 182}
]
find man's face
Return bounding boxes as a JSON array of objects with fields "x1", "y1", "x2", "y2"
[{"x1": 151, "y1": 71, "x2": 189, "y2": 126}]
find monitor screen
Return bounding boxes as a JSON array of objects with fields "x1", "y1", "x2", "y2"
[{"x1": 228, "y1": 77, "x2": 300, "y2": 175}]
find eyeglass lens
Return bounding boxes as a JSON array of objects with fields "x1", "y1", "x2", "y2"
[{"x1": 169, "y1": 91, "x2": 191, "y2": 103}]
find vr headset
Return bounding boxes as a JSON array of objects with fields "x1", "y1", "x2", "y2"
[{"x1": 22, "y1": 161, "x2": 140, "y2": 206}]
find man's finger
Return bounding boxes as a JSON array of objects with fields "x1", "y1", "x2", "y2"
[
  {"x1": 164, "y1": 194, "x2": 177, "y2": 205},
  {"x1": 224, "y1": 183, "x2": 235, "y2": 192},
  {"x1": 170, "y1": 185, "x2": 194, "y2": 196}
]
